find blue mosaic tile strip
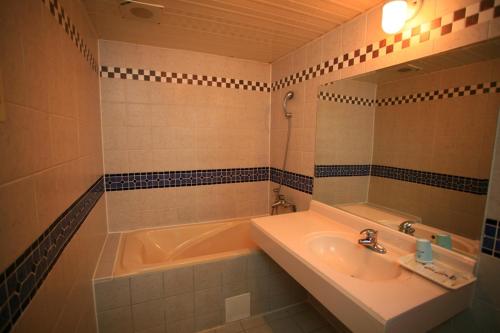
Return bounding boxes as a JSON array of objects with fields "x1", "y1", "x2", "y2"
[
  {"x1": 371, "y1": 165, "x2": 488, "y2": 195},
  {"x1": 270, "y1": 168, "x2": 313, "y2": 194},
  {"x1": 0, "y1": 177, "x2": 104, "y2": 333},
  {"x1": 313, "y1": 164, "x2": 488, "y2": 195},
  {"x1": 315, "y1": 165, "x2": 372, "y2": 177},
  {"x1": 105, "y1": 167, "x2": 270, "y2": 191},
  {"x1": 481, "y1": 218, "x2": 500, "y2": 258}
]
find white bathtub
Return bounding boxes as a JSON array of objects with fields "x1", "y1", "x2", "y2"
[{"x1": 113, "y1": 218, "x2": 259, "y2": 276}]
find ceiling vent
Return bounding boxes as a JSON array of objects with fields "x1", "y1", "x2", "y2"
[
  {"x1": 396, "y1": 64, "x2": 422, "y2": 73},
  {"x1": 119, "y1": 1, "x2": 164, "y2": 24}
]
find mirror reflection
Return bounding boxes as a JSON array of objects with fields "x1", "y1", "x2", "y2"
[{"x1": 314, "y1": 39, "x2": 500, "y2": 258}]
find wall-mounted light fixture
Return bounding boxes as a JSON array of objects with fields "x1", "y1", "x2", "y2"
[{"x1": 381, "y1": 0, "x2": 423, "y2": 34}]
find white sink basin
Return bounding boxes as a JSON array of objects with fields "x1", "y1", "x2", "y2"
[{"x1": 306, "y1": 233, "x2": 402, "y2": 281}]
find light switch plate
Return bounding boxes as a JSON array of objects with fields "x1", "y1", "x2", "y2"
[{"x1": 225, "y1": 293, "x2": 251, "y2": 322}]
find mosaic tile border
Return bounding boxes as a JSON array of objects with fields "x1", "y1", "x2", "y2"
[
  {"x1": 481, "y1": 218, "x2": 500, "y2": 258},
  {"x1": 105, "y1": 167, "x2": 270, "y2": 191},
  {"x1": 318, "y1": 91, "x2": 374, "y2": 106},
  {"x1": 315, "y1": 165, "x2": 372, "y2": 177},
  {"x1": 41, "y1": 0, "x2": 98, "y2": 73},
  {"x1": 376, "y1": 80, "x2": 499, "y2": 106},
  {"x1": 270, "y1": 167, "x2": 313, "y2": 194},
  {"x1": 272, "y1": 0, "x2": 500, "y2": 91},
  {"x1": 100, "y1": 66, "x2": 270, "y2": 92},
  {"x1": 0, "y1": 177, "x2": 104, "y2": 332},
  {"x1": 314, "y1": 164, "x2": 488, "y2": 195},
  {"x1": 371, "y1": 165, "x2": 489, "y2": 195},
  {"x1": 319, "y1": 80, "x2": 499, "y2": 107},
  {"x1": 105, "y1": 167, "x2": 314, "y2": 194}
]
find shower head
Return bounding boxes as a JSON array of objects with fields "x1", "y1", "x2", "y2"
[{"x1": 283, "y1": 91, "x2": 294, "y2": 118}]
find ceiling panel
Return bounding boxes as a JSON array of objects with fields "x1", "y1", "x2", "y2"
[{"x1": 83, "y1": 0, "x2": 383, "y2": 63}]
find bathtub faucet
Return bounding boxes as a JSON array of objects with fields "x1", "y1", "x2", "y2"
[{"x1": 271, "y1": 189, "x2": 296, "y2": 215}]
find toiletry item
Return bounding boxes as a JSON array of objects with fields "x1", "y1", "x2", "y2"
[
  {"x1": 435, "y1": 234, "x2": 452, "y2": 250},
  {"x1": 399, "y1": 254, "x2": 477, "y2": 289},
  {"x1": 415, "y1": 238, "x2": 433, "y2": 263}
]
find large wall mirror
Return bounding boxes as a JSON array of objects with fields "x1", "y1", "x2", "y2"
[{"x1": 314, "y1": 39, "x2": 500, "y2": 258}]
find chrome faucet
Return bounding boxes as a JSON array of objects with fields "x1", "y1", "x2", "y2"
[
  {"x1": 271, "y1": 188, "x2": 296, "y2": 215},
  {"x1": 358, "y1": 229, "x2": 387, "y2": 254},
  {"x1": 399, "y1": 220, "x2": 417, "y2": 235}
]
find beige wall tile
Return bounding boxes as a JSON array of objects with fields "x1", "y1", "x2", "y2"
[
  {"x1": 98, "y1": 306, "x2": 134, "y2": 333},
  {"x1": 132, "y1": 299, "x2": 165, "y2": 332},
  {"x1": 49, "y1": 115, "x2": 79, "y2": 164},
  {"x1": 100, "y1": 42, "x2": 270, "y2": 230},
  {"x1": 0, "y1": 104, "x2": 52, "y2": 184},
  {"x1": 3, "y1": 2, "x2": 107, "y2": 330},
  {"x1": 0, "y1": 179, "x2": 38, "y2": 271},
  {"x1": 321, "y1": 27, "x2": 342, "y2": 64}
]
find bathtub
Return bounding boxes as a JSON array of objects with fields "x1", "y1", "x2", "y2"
[
  {"x1": 95, "y1": 217, "x2": 307, "y2": 333},
  {"x1": 113, "y1": 218, "x2": 259, "y2": 276}
]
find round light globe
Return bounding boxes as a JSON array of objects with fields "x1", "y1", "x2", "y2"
[{"x1": 382, "y1": 0, "x2": 408, "y2": 34}]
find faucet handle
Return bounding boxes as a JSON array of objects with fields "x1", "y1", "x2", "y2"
[
  {"x1": 360, "y1": 228, "x2": 377, "y2": 238},
  {"x1": 399, "y1": 220, "x2": 417, "y2": 234}
]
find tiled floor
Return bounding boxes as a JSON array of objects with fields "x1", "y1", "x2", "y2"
[{"x1": 200, "y1": 303, "x2": 347, "y2": 333}]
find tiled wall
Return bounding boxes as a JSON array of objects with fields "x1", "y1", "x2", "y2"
[
  {"x1": 94, "y1": 251, "x2": 306, "y2": 333},
  {"x1": 367, "y1": 59, "x2": 499, "y2": 239},
  {"x1": 433, "y1": 101, "x2": 500, "y2": 332},
  {"x1": 269, "y1": 0, "x2": 499, "y2": 209},
  {"x1": 314, "y1": 79, "x2": 376, "y2": 206},
  {"x1": 0, "y1": 0, "x2": 107, "y2": 332},
  {"x1": 99, "y1": 40, "x2": 271, "y2": 231}
]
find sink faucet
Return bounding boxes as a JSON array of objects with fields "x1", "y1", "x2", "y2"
[
  {"x1": 399, "y1": 220, "x2": 417, "y2": 235},
  {"x1": 358, "y1": 229, "x2": 387, "y2": 254}
]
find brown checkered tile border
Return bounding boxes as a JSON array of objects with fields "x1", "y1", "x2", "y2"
[
  {"x1": 100, "y1": 66, "x2": 271, "y2": 92},
  {"x1": 41, "y1": 0, "x2": 99, "y2": 73},
  {"x1": 377, "y1": 80, "x2": 499, "y2": 106},
  {"x1": 318, "y1": 91, "x2": 374, "y2": 106},
  {"x1": 272, "y1": 0, "x2": 500, "y2": 91},
  {"x1": 319, "y1": 80, "x2": 498, "y2": 107}
]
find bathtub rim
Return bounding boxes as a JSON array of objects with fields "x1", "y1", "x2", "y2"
[
  {"x1": 112, "y1": 247, "x2": 261, "y2": 279},
  {"x1": 102, "y1": 215, "x2": 267, "y2": 280}
]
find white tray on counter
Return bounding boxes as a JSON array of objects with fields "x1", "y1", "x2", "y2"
[{"x1": 399, "y1": 254, "x2": 476, "y2": 290}]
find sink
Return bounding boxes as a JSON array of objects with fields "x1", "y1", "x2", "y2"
[{"x1": 306, "y1": 234, "x2": 402, "y2": 281}]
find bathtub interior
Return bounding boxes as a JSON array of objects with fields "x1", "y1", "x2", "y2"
[{"x1": 111, "y1": 219, "x2": 259, "y2": 277}]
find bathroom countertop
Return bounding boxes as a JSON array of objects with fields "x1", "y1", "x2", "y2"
[{"x1": 251, "y1": 201, "x2": 475, "y2": 333}]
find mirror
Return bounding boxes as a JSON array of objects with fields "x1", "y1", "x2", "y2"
[{"x1": 314, "y1": 39, "x2": 500, "y2": 258}]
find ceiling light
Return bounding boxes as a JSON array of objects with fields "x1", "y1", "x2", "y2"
[{"x1": 382, "y1": 0, "x2": 408, "y2": 34}]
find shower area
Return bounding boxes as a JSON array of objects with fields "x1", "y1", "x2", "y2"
[
  {"x1": 1, "y1": 0, "x2": 455, "y2": 331},
  {"x1": 271, "y1": 91, "x2": 297, "y2": 215},
  {"x1": 0, "y1": 1, "x2": 317, "y2": 332}
]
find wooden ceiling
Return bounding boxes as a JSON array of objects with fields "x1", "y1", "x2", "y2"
[{"x1": 83, "y1": 0, "x2": 383, "y2": 63}]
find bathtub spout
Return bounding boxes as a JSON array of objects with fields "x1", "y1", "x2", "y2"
[{"x1": 271, "y1": 193, "x2": 296, "y2": 215}]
